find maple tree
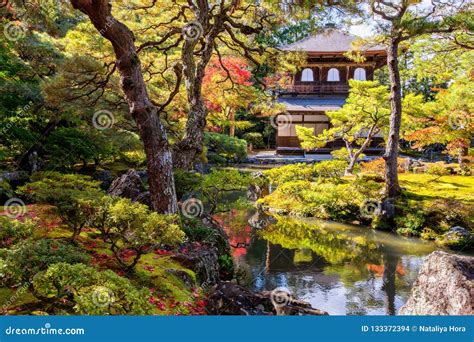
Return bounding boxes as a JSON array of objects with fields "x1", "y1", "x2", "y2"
[
  {"x1": 203, "y1": 56, "x2": 258, "y2": 136},
  {"x1": 404, "y1": 76, "x2": 473, "y2": 168}
]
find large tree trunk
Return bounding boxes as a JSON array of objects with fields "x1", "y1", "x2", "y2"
[
  {"x1": 71, "y1": 0, "x2": 177, "y2": 214},
  {"x1": 383, "y1": 39, "x2": 402, "y2": 198}
]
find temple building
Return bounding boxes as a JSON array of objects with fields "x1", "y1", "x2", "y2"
[{"x1": 275, "y1": 30, "x2": 387, "y2": 154}]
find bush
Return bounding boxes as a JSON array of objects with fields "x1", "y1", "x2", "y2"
[
  {"x1": 32, "y1": 263, "x2": 153, "y2": 315},
  {"x1": 44, "y1": 128, "x2": 115, "y2": 169},
  {"x1": 183, "y1": 218, "x2": 230, "y2": 256},
  {"x1": 95, "y1": 197, "x2": 185, "y2": 271},
  {"x1": 0, "y1": 217, "x2": 35, "y2": 247},
  {"x1": 243, "y1": 132, "x2": 265, "y2": 149},
  {"x1": 19, "y1": 173, "x2": 104, "y2": 240},
  {"x1": 313, "y1": 160, "x2": 348, "y2": 179},
  {"x1": 361, "y1": 157, "x2": 406, "y2": 175},
  {"x1": 423, "y1": 199, "x2": 473, "y2": 232},
  {"x1": 204, "y1": 132, "x2": 247, "y2": 164},
  {"x1": 259, "y1": 180, "x2": 363, "y2": 220},
  {"x1": 426, "y1": 163, "x2": 450, "y2": 176},
  {"x1": 174, "y1": 170, "x2": 202, "y2": 200},
  {"x1": 395, "y1": 211, "x2": 425, "y2": 236},
  {"x1": 201, "y1": 169, "x2": 251, "y2": 213},
  {"x1": 264, "y1": 163, "x2": 315, "y2": 185},
  {"x1": 25, "y1": 172, "x2": 102, "y2": 193},
  {"x1": 0, "y1": 178, "x2": 13, "y2": 201},
  {"x1": 0, "y1": 238, "x2": 90, "y2": 285}
]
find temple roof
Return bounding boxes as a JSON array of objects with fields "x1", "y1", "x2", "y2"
[
  {"x1": 281, "y1": 30, "x2": 386, "y2": 54},
  {"x1": 278, "y1": 96, "x2": 346, "y2": 112}
]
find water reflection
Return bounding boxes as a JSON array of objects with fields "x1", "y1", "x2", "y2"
[{"x1": 214, "y1": 210, "x2": 438, "y2": 315}]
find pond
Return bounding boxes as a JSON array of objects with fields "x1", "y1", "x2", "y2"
[{"x1": 215, "y1": 208, "x2": 442, "y2": 315}]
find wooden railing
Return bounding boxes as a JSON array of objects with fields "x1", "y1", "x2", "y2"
[{"x1": 280, "y1": 83, "x2": 349, "y2": 94}]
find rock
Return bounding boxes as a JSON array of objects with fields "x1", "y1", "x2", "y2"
[
  {"x1": 201, "y1": 215, "x2": 231, "y2": 256},
  {"x1": 172, "y1": 243, "x2": 220, "y2": 286},
  {"x1": 399, "y1": 251, "x2": 474, "y2": 315},
  {"x1": 107, "y1": 169, "x2": 146, "y2": 202},
  {"x1": 247, "y1": 171, "x2": 267, "y2": 201},
  {"x1": 248, "y1": 210, "x2": 276, "y2": 230},
  {"x1": 166, "y1": 269, "x2": 196, "y2": 288},
  {"x1": 0, "y1": 171, "x2": 29, "y2": 182},
  {"x1": 207, "y1": 282, "x2": 328, "y2": 316},
  {"x1": 247, "y1": 184, "x2": 262, "y2": 202},
  {"x1": 135, "y1": 191, "x2": 151, "y2": 207},
  {"x1": 436, "y1": 226, "x2": 474, "y2": 250},
  {"x1": 93, "y1": 170, "x2": 114, "y2": 190}
]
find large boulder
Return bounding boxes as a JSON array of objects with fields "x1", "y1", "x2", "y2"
[
  {"x1": 107, "y1": 169, "x2": 150, "y2": 206},
  {"x1": 207, "y1": 282, "x2": 328, "y2": 316},
  {"x1": 172, "y1": 243, "x2": 220, "y2": 286},
  {"x1": 399, "y1": 251, "x2": 474, "y2": 315}
]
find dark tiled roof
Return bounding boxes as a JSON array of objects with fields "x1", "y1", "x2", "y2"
[
  {"x1": 278, "y1": 96, "x2": 346, "y2": 112},
  {"x1": 282, "y1": 30, "x2": 386, "y2": 53}
]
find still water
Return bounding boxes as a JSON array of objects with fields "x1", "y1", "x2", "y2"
[{"x1": 214, "y1": 209, "x2": 440, "y2": 316}]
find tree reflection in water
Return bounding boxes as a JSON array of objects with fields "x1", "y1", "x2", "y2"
[{"x1": 215, "y1": 210, "x2": 436, "y2": 315}]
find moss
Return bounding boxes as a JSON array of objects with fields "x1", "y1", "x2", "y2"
[
  {"x1": 134, "y1": 254, "x2": 198, "y2": 315},
  {"x1": 0, "y1": 288, "x2": 40, "y2": 311},
  {"x1": 398, "y1": 174, "x2": 474, "y2": 205}
]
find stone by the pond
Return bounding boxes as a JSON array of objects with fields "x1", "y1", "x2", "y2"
[
  {"x1": 207, "y1": 282, "x2": 328, "y2": 316},
  {"x1": 172, "y1": 243, "x2": 220, "y2": 286},
  {"x1": 436, "y1": 226, "x2": 474, "y2": 250},
  {"x1": 399, "y1": 251, "x2": 473, "y2": 315},
  {"x1": 107, "y1": 169, "x2": 146, "y2": 202},
  {"x1": 248, "y1": 210, "x2": 277, "y2": 230}
]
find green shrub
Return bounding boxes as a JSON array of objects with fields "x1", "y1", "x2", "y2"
[
  {"x1": 183, "y1": 218, "x2": 230, "y2": 256},
  {"x1": 243, "y1": 132, "x2": 265, "y2": 149},
  {"x1": 313, "y1": 160, "x2": 348, "y2": 179},
  {"x1": 395, "y1": 211, "x2": 425, "y2": 236},
  {"x1": 0, "y1": 238, "x2": 90, "y2": 285},
  {"x1": 426, "y1": 163, "x2": 450, "y2": 176},
  {"x1": 174, "y1": 169, "x2": 202, "y2": 200},
  {"x1": 201, "y1": 169, "x2": 251, "y2": 213},
  {"x1": 260, "y1": 180, "x2": 362, "y2": 220},
  {"x1": 423, "y1": 199, "x2": 473, "y2": 232},
  {"x1": 44, "y1": 128, "x2": 115, "y2": 169},
  {"x1": 264, "y1": 163, "x2": 315, "y2": 185},
  {"x1": 27, "y1": 172, "x2": 102, "y2": 191},
  {"x1": 204, "y1": 132, "x2": 247, "y2": 164},
  {"x1": 32, "y1": 263, "x2": 153, "y2": 315},
  {"x1": 94, "y1": 197, "x2": 185, "y2": 271},
  {"x1": 19, "y1": 173, "x2": 104, "y2": 240},
  {"x1": 0, "y1": 178, "x2": 13, "y2": 200},
  {"x1": 218, "y1": 254, "x2": 234, "y2": 280},
  {"x1": 0, "y1": 217, "x2": 35, "y2": 247}
]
